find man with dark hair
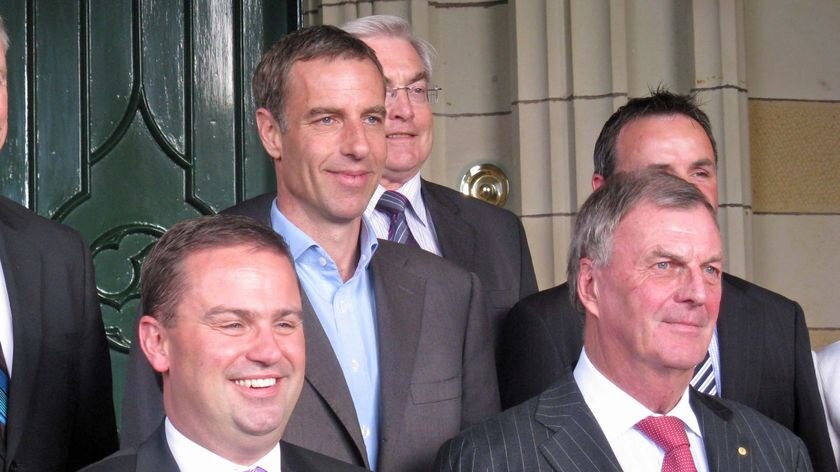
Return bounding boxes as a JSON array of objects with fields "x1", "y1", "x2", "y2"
[
  {"x1": 122, "y1": 25, "x2": 499, "y2": 472},
  {"x1": 341, "y1": 15, "x2": 537, "y2": 344},
  {"x1": 0, "y1": 15, "x2": 118, "y2": 471},
  {"x1": 83, "y1": 215, "x2": 364, "y2": 471},
  {"x1": 438, "y1": 170, "x2": 813, "y2": 472},
  {"x1": 497, "y1": 89, "x2": 835, "y2": 472}
]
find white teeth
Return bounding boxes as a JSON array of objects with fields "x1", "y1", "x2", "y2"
[{"x1": 234, "y1": 378, "x2": 277, "y2": 388}]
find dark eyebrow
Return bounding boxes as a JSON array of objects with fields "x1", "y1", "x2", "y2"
[
  {"x1": 305, "y1": 107, "x2": 342, "y2": 120},
  {"x1": 690, "y1": 158, "x2": 716, "y2": 169},
  {"x1": 203, "y1": 306, "x2": 302, "y2": 321},
  {"x1": 364, "y1": 105, "x2": 387, "y2": 117}
]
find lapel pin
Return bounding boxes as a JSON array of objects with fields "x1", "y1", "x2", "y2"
[{"x1": 738, "y1": 446, "x2": 748, "y2": 456}]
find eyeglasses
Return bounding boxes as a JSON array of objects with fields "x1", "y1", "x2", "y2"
[{"x1": 386, "y1": 85, "x2": 443, "y2": 104}]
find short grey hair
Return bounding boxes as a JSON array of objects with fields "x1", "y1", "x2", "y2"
[
  {"x1": 567, "y1": 170, "x2": 718, "y2": 311},
  {"x1": 0, "y1": 16, "x2": 9, "y2": 52},
  {"x1": 341, "y1": 15, "x2": 437, "y2": 80}
]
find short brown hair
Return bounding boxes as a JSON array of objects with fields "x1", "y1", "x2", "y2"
[
  {"x1": 140, "y1": 214, "x2": 294, "y2": 325},
  {"x1": 252, "y1": 24, "x2": 384, "y2": 131}
]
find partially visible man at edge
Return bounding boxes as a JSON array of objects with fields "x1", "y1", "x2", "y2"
[
  {"x1": 81, "y1": 215, "x2": 365, "y2": 471},
  {"x1": 497, "y1": 89, "x2": 836, "y2": 472},
  {"x1": 341, "y1": 15, "x2": 537, "y2": 345},
  {"x1": 0, "y1": 15, "x2": 117, "y2": 471},
  {"x1": 120, "y1": 25, "x2": 500, "y2": 472}
]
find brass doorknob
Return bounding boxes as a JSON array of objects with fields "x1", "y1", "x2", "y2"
[{"x1": 460, "y1": 164, "x2": 509, "y2": 207}]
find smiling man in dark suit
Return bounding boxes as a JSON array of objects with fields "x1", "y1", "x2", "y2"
[
  {"x1": 341, "y1": 15, "x2": 537, "y2": 342},
  {"x1": 497, "y1": 90, "x2": 836, "y2": 472},
  {"x1": 120, "y1": 25, "x2": 499, "y2": 472},
  {"x1": 82, "y1": 215, "x2": 364, "y2": 472},
  {"x1": 438, "y1": 170, "x2": 813, "y2": 472},
  {"x1": 0, "y1": 16, "x2": 118, "y2": 471}
]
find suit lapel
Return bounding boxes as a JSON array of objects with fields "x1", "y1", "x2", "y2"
[
  {"x1": 421, "y1": 180, "x2": 475, "y2": 269},
  {"x1": 691, "y1": 390, "x2": 751, "y2": 471},
  {"x1": 370, "y1": 242, "x2": 425, "y2": 471},
  {"x1": 297, "y1": 290, "x2": 368, "y2": 466},
  {"x1": 717, "y1": 274, "x2": 762, "y2": 405},
  {"x1": 0, "y1": 215, "x2": 43, "y2": 459},
  {"x1": 136, "y1": 423, "x2": 181, "y2": 472},
  {"x1": 535, "y1": 376, "x2": 624, "y2": 472}
]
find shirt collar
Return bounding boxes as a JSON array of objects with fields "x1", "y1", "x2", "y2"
[
  {"x1": 366, "y1": 173, "x2": 431, "y2": 228},
  {"x1": 573, "y1": 349, "x2": 702, "y2": 441},
  {"x1": 165, "y1": 417, "x2": 282, "y2": 472},
  {"x1": 270, "y1": 198, "x2": 378, "y2": 272}
]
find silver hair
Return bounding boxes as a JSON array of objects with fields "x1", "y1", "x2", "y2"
[
  {"x1": 567, "y1": 170, "x2": 718, "y2": 311},
  {"x1": 341, "y1": 15, "x2": 437, "y2": 80},
  {"x1": 0, "y1": 16, "x2": 9, "y2": 52}
]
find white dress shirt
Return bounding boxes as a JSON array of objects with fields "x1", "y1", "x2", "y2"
[
  {"x1": 365, "y1": 173, "x2": 442, "y2": 255},
  {"x1": 165, "y1": 417, "x2": 281, "y2": 472},
  {"x1": 0, "y1": 259, "x2": 14, "y2": 375},
  {"x1": 574, "y1": 349, "x2": 710, "y2": 472}
]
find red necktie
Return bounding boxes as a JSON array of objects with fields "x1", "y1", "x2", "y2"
[{"x1": 636, "y1": 416, "x2": 698, "y2": 472}]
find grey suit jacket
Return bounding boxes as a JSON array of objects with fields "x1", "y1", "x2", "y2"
[
  {"x1": 0, "y1": 197, "x2": 118, "y2": 472},
  {"x1": 81, "y1": 423, "x2": 367, "y2": 472},
  {"x1": 421, "y1": 180, "x2": 537, "y2": 343},
  {"x1": 436, "y1": 374, "x2": 814, "y2": 472},
  {"x1": 496, "y1": 276, "x2": 837, "y2": 472},
  {"x1": 121, "y1": 194, "x2": 501, "y2": 472}
]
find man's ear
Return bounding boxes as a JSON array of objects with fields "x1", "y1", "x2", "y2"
[
  {"x1": 138, "y1": 315, "x2": 171, "y2": 374},
  {"x1": 591, "y1": 173, "x2": 606, "y2": 191},
  {"x1": 255, "y1": 108, "x2": 283, "y2": 161},
  {"x1": 577, "y1": 257, "x2": 601, "y2": 318}
]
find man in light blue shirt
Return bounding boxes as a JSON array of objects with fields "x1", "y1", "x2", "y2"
[{"x1": 121, "y1": 25, "x2": 500, "y2": 472}]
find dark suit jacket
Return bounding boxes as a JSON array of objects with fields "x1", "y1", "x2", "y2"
[
  {"x1": 80, "y1": 423, "x2": 368, "y2": 472},
  {"x1": 421, "y1": 180, "x2": 538, "y2": 342},
  {"x1": 436, "y1": 374, "x2": 814, "y2": 471},
  {"x1": 0, "y1": 197, "x2": 117, "y2": 471},
  {"x1": 121, "y1": 193, "x2": 501, "y2": 472},
  {"x1": 497, "y1": 275, "x2": 836, "y2": 472}
]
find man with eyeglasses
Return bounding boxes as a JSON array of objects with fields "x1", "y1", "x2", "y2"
[{"x1": 342, "y1": 16, "x2": 538, "y2": 346}]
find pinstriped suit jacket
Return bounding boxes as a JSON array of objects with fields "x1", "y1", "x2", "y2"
[{"x1": 435, "y1": 374, "x2": 813, "y2": 472}]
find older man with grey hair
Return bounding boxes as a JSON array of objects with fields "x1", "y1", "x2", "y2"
[
  {"x1": 436, "y1": 170, "x2": 813, "y2": 472},
  {"x1": 342, "y1": 15, "x2": 537, "y2": 347},
  {"x1": 0, "y1": 15, "x2": 118, "y2": 471}
]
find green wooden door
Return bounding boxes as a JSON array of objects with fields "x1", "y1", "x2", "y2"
[{"x1": 0, "y1": 0, "x2": 297, "y2": 425}]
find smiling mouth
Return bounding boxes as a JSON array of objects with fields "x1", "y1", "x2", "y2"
[
  {"x1": 386, "y1": 133, "x2": 415, "y2": 139},
  {"x1": 234, "y1": 378, "x2": 277, "y2": 388}
]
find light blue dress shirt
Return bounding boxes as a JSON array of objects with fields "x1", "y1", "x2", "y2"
[{"x1": 270, "y1": 201, "x2": 381, "y2": 470}]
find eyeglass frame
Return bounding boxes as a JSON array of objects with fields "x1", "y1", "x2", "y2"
[{"x1": 385, "y1": 85, "x2": 443, "y2": 104}]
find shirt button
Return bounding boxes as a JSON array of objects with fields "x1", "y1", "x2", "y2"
[
  {"x1": 350, "y1": 359, "x2": 360, "y2": 372},
  {"x1": 318, "y1": 257, "x2": 327, "y2": 267},
  {"x1": 361, "y1": 425, "x2": 371, "y2": 438}
]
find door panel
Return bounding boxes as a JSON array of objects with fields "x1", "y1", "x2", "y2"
[{"x1": 0, "y1": 0, "x2": 298, "y2": 425}]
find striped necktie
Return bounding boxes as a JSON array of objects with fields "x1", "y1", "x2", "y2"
[
  {"x1": 691, "y1": 351, "x2": 717, "y2": 395},
  {"x1": 376, "y1": 190, "x2": 418, "y2": 246},
  {"x1": 0, "y1": 342, "x2": 9, "y2": 434}
]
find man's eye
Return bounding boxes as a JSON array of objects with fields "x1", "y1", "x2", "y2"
[
  {"x1": 277, "y1": 319, "x2": 301, "y2": 332},
  {"x1": 655, "y1": 261, "x2": 670, "y2": 270},
  {"x1": 703, "y1": 265, "x2": 721, "y2": 277},
  {"x1": 363, "y1": 115, "x2": 383, "y2": 125},
  {"x1": 319, "y1": 116, "x2": 335, "y2": 125},
  {"x1": 410, "y1": 86, "x2": 427, "y2": 96}
]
